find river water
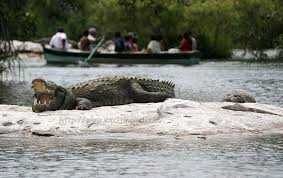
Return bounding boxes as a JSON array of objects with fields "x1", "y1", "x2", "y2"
[
  {"x1": 0, "y1": 134, "x2": 283, "y2": 178},
  {"x1": 0, "y1": 61, "x2": 283, "y2": 107},
  {"x1": 0, "y1": 60, "x2": 283, "y2": 177}
]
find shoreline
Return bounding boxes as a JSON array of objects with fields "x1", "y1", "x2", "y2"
[{"x1": 10, "y1": 40, "x2": 283, "y2": 62}]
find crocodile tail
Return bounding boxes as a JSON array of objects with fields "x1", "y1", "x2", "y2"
[{"x1": 131, "y1": 77, "x2": 175, "y2": 97}]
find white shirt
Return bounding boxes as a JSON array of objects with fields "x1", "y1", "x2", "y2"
[
  {"x1": 49, "y1": 32, "x2": 67, "y2": 49},
  {"x1": 147, "y1": 40, "x2": 161, "y2": 53},
  {"x1": 191, "y1": 37, "x2": 197, "y2": 50},
  {"x1": 88, "y1": 34, "x2": 96, "y2": 50}
]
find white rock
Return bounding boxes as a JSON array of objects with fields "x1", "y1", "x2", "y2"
[
  {"x1": 231, "y1": 49, "x2": 282, "y2": 60},
  {"x1": 12, "y1": 40, "x2": 43, "y2": 53},
  {"x1": 0, "y1": 99, "x2": 283, "y2": 137}
]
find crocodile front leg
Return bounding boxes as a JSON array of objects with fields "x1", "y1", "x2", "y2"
[
  {"x1": 76, "y1": 98, "x2": 93, "y2": 110},
  {"x1": 131, "y1": 82, "x2": 170, "y2": 103},
  {"x1": 76, "y1": 98, "x2": 105, "y2": 110}
]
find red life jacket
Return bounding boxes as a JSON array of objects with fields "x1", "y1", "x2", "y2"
[{"x1": 179, "y1": 39, "x2": 192, "y2": 51}]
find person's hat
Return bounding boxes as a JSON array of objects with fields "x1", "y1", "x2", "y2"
[
  {"x1": 89, "y1": 28, "x2": 96, "y2": 33},
  {"x1": 127, "y1": 32, "x2": 137, "y2": 38}
]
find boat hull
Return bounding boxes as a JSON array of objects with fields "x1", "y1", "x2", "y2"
[{"x1": 44, "y1": 46, "x2": 200, "y2": 65}]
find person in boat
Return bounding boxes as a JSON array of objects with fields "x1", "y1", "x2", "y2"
[
  {"x1": 179, "y1": 31, "x2": 193, "y2": 51},
  {"x1": 159, "y1": 34, "x2": 167, "y2": 51},
  {"x1": 49, "y1": 28, "x2": 70, "y2": 49},
  {"x1": 132, "y1": 37, "x2": 139, "y2": 52},
  {"x1": 78, "y1": 30, "x2": 90, "y2": 51},
  {"x1": 88, "y1": 27, "x2": 97, "y2": 50},
  {"x1": 125, "y1": 32, "x2": 139, "y2": 52},
  {"x1": 124, "y1": 34, "x2": 133, "y2": 52},
  {"x1": 189, "y1": 31, "x2": 197, "y2": 50},
  {"x1": 114, "y1": 32, "x2": 125, "y2": 52},
  {"x1": 147, "y1": 34, "x2": 161, "y2": 53}
]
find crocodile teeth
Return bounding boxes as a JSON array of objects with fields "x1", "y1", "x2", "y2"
[
  {"x1": 33, "y1": 98, "x2": 37, "y2": 105},
  {"x1": 44, "y1": 101, "x2": 47, "y2": 105}
]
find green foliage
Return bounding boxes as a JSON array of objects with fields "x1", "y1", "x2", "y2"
[
  {"x1": 87, "y1": 0, "x2": 187, "y2": 45},
  {"x1": 0, "y1": 0, "x2": 36, "y2": 40},
  {"x1": 279, "y1": 35, "x2": 283, "y2": 60},
  {"x1": 183, "y1": 0, "x2": 237, "y2": 58},
  {"x1": 1, "y1": 0, "x2": 283, "y2": 59},
  {"x1": 0, "y1": 0, "x2": 36, "y2": 76},
  {"x1": 279, "y1": 36, "x2": 283, "y2": 49},
  {"x1": 27, "y1": 0, "x2": 89, "y2": 40},
  {"x1": 231, "y1": 0, "x2": 283, "y2": 59},
  {"x1": 234, "y1": 0, "x2": 282, "y2": 51}
]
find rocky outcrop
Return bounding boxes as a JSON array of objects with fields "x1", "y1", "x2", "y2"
[
  {"x1": 0, "y1": 99, "x2": 283, "y2": 137},
  {"x1": 12, "y1": 40, "x2": 43, "y2": 53},
  {"x1": 222, "y1": 91, "x2": 256, "y2": 103},
  {"x1": 231, "y1": 49, "x2": 282, "y2": 60}
]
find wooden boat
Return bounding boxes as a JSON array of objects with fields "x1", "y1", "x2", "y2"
[{"x1": 43, "y1": 45, "x2": 200, "y2": 65}]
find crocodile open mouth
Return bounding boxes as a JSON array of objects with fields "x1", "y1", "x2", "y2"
[
  {"x1": 32, "y1": 79, "x2": 57, "y2": 112},
  {"x1": 32, "y1": 90, "x2": 57, "y2": 112}
]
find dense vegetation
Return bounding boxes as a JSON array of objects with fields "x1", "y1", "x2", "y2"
[
  {"x1": 0, "y1": 0, "x2": 36, "y2": 78},
  {"x1": 1, "y1": 0, "x2": 283, "y2": 61},
  {"x1": 26, "y1": 0, "x2": 282, "y2": 59}
]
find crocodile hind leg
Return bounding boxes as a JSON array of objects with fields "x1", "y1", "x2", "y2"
[{"x1": 131, "y1": 82, "x2": 170, "y2": 103}]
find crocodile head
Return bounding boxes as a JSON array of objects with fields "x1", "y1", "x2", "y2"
[{"x1": 31, "y1": 79, "x2": 77, "y2": 112}]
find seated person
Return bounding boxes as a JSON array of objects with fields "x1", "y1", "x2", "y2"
[
  {"x1": 132, "y1": 37, "x2": 139, "y2": 52},
  {"x1": 88, "y1": 27, "x2": 97, "y2": 50},
  {"x1": 158, "y1": 34, "x2": 167, "y2": 51},
  {"x1": 190, "y1": 31, "x2": 197, "y2": 50},
  {"x1": 124, "y1": 35, "x2": 133, "y2": 52},
  {"x1": 114, "y1": 32, "x2": 125, "y2": 52},
  {"x1": 125, "y1": 32, "x2": 140, "y2": 52},
  {"x1": 147, "y1": 34, "x2": 161, "y2": 53},
  {"x1": 78, "y1": 30, "x2": 91, "y2": 51},
  {"x1": 49, "y1": 28, "x2": 69, "y2": 49},
  {"x1": 179, "y1": 31, "x2": 192, "y2": 51}
]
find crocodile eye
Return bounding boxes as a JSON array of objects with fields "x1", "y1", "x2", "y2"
[{"x1": 55, "y1": 86, "x2": 66, "y2": 94}]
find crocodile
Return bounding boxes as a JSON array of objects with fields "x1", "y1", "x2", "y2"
[{"x1": 31, "y1": 76, "x2": 175, "y2": 113}]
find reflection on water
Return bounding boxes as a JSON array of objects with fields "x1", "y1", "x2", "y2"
[
  {"x1": 0, "y1": 62, "x2": 283, "y2": 107},
  {"x1": 0, "y1": 134, "x2": 282, "y2": 177}
]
